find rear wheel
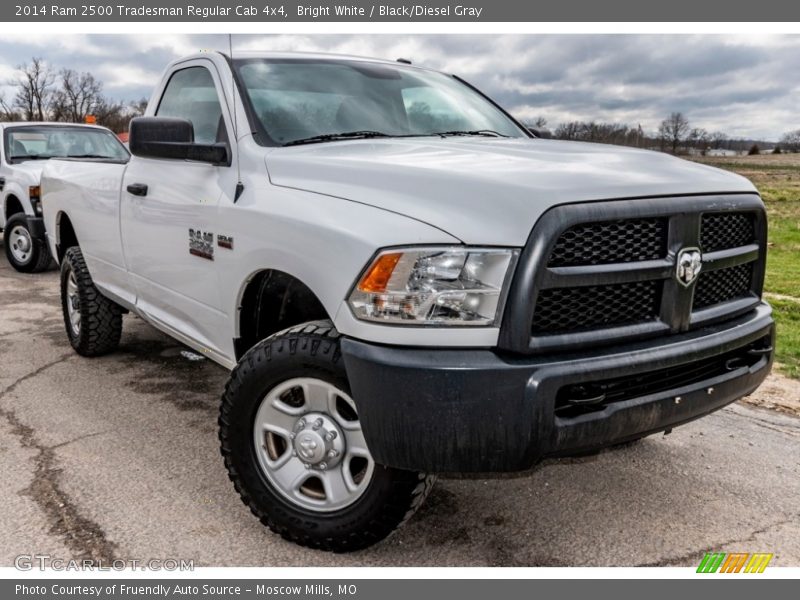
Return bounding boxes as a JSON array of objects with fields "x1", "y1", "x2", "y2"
[
  {"x1": 3, "y1": 213, "x2": 52, "y2": 273},
  {"x1": 219, "y1": 320, "x2": 436, "y2": 552},
  {"x1": 60, "y1": 246, "x2": 123, "y2": 356}
]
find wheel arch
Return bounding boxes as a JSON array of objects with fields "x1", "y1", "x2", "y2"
[
  {"x1": 234, "y1": 268, "x2": 331, "y2": 361},
  {"x1": 4, "y1": 194, "x2": 24, "y2": 221},
  {"x1": 55, "y1": 211, "x2": 79, "y2": 263}
]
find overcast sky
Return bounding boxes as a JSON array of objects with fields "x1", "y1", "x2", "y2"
[{"x1": 0, "y1": 34, "x2": 797, "y2": 140}]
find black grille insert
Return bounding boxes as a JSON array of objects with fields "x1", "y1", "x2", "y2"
[
  {"x1": 548, "y1": 218, "x2": 667, "y2": 267},
  {"x1": 532, "y1": 280, "x2": 661, "y2": 334},
  {"x1": 694, "y1": 263, "x2": 754, "y2": 310},
  {"x1": 701, "y1": 212, "x2": 755, "y2": 253},
  {"x1": 555, "y1": 336, "x2": 771, "y2": 419}
]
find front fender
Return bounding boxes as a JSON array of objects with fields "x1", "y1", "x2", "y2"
[{"x1": 218, "y1": 185, "x2": 460, "y2": 345}]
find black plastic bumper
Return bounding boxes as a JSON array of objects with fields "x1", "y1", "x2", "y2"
[
  {"x1": 24, "y1": 216, "x2": 46, "y2": 240},
  {"x1": 341, "y1": 303, "x2": 774, "y2": 473}
]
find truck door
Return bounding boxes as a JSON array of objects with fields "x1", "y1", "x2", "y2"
[{"x1": 120, "y1": 61, "x2": 236, "y2": 356}]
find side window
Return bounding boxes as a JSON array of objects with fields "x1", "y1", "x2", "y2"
[{"x1": 157, "y1": 67, "x2": 227, "y2": 144}]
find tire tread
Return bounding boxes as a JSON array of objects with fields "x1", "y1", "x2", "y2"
[{"x1": 60, "y1": 246, "x2": 123, "y2": 356}]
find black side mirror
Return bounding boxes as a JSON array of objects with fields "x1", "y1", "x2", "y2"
[{"x1": 129, "y1": 117, "x2": 230, "y2": 165}]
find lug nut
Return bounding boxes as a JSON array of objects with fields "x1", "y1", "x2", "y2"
[
  {"x1": 319, "y1": 462, "x2": 327, "y2": 470},
  {"x1": 327, "y1": 449, "x2": 338, "y2": 458},
  {"x1": 296, "y1": 419, "x2": 306, "y2": 430},
  {"x1": 292, "y1": 450, "x2": 297, "y2": 457},
  {"x1": 289, "y1": 432, "x2": 296, "y2": 440},
  {"x1": 313, "y1": 418, "x2": 323, "y2": 430},
  {"x1": 304, "y1": 463, "x2": 311, "y2": 469},
  {"x1": 325, "y1": 431, "x2": 337, "y2": 441}
]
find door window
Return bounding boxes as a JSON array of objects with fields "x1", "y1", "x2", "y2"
[{"x1": 157, "y1": 66, "x2": 227, "y2": 144}]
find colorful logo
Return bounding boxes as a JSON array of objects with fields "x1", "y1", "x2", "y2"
[{"x1": 697, "y1": 552, "x2": 773, "y2": 573}]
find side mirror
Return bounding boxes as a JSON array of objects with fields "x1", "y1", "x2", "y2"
[{"x1": 128, "y1": 117, "x2": 230, "y2": 165}]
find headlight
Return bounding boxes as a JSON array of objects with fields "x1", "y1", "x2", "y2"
[{"x1": 348, "y1": 247, "x2": 518, "y2": 326}]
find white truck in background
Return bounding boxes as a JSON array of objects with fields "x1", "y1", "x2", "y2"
[
  {"x1": 0, "y1": 122, "x2": 129, "y2": 272},
  {"x1": 40, "y1": 51, "x2": 774, "y2": 552}
]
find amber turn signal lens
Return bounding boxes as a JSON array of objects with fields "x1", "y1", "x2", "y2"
[
  {"x1": 28, "y1": 185, "x2": 41, "y2": 199},
  {"x1": 357, "y1": 252, "x2": 403, "y2": 293}
]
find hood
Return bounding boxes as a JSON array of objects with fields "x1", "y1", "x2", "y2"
[
  {"x1": 266, "y1": 138, "x2": 756, "y2": 245},
  {"x1": 5, "y1": 160, "x2": 46, "y2": 184}
]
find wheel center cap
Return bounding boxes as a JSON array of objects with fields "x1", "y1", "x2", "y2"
[
  {"x1": 292, "y1": 412, "x2": 345, "y2": 469},
  {"x1": 296, "y1": 432, "x2": 325, "y2": 462},
  {"x1": 16, "y1": 237, "x2": 30, "y2": 252}
]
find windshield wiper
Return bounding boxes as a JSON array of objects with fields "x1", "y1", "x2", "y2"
[
  {"x1": 66, "y1": 154, "x2": 113, "y2": 159},
  {"x1": 10, "y1": 154, "x2": 54, "y2": 161},
  {"x1": 284, "y1": 131, "x2": 392, "y2": 147},
  {"x1": 433, "y1": 130, "x2": 510, "y2": 138}
]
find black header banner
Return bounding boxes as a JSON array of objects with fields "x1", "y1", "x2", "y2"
[{"x1": 4, "y1": 0, "x2": 800, "y2": 22}]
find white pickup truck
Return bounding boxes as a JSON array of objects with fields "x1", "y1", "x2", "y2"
[
  {"x1": 0, "y1": 122, "x2": 128, "y2": 272},
  {"x1": 41, "y1": 51, "x2": 774, "y2": 552}
]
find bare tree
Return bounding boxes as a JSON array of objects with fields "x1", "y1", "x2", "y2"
[
  {"x1": 11, "y1": 58, "x2": 54, "y2": 121},
  {"x1": 0, "y1": 93, "x2": 20, "y2": 121},
  {"x1": 131, "y1": 97, "x2": 148, "y2": 116},
  {"x1": 658, "y1": 112, "x2": 690, "y2": 154},
  {"x1": 779, "y1": 129, "x2": 800, "y2": 153},
  {"x1": 688, "y1": 127, "x2": 709, "y2": 154},
  {"x1": 554, "y1": 121, "x2": 582, "y2": 140},
  {"x1": 51, "y1": 68, "x2": 103, "y2": 123},
  {"x1": 709, "y1": 131, "x2": 728, "y2": 150}
]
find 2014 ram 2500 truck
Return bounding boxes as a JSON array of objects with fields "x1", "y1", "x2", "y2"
[
  {"x1": 1, "y1": 122, "x2": 129, "y2": 272},
  {"x1": 41, "y1": 51, "x2": 774, "y2": 552}
]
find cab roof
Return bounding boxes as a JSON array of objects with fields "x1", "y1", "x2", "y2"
[{"x1": 171, "y1": 50, "x2": 431, "y2": 72}]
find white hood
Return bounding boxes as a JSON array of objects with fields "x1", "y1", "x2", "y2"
[
  {"x1": 5, "y1": 160, "x2": 46, "y2": 185},
  {"x1": 266, "y1": 138, "x2": 756, "y2": 245}
]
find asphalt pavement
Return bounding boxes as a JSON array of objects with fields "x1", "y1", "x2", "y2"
[{"x1": 1, "y1": 240, "x2": 799, "y2": 567}]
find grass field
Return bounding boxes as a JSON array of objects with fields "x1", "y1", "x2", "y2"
[{"x1": 694, "y1": 154, "x2": 800, "y2": 378}]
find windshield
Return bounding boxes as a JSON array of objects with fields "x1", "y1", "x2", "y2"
[
  {"x1": 3, "y1": 126, "x2": 130, "y2": 163},
  {"x1": 233, "y1": 58, "x2": 527, "y2": 145}
]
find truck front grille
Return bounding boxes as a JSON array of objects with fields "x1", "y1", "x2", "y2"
[
  {"x1": 700, "y1": 212, "x2": 755, "y2": 252},
  {"x1": 498, "y1": 195, "x2": 768, "y2": 354},
  {"x1": 693, "y1": 262, "x2": 754, "y2": 310},
  {"x1": 548, "y1": 218, "x2": 667, "y2": 267},
  {"x1": 532, "y1": 280, "x2": 660, "y2": 334}
]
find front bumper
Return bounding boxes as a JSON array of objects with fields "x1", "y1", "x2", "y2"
[
  {"x1": 25, "y1": 215, "x2": 46, "y2": 239},
  {"x1": 341, "y1": 303, "x2": 774, "y2": 473}
]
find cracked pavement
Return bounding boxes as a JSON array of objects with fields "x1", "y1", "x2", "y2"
[{"x1": 1, "y1": 238, "x2": 799, "y2": 567}]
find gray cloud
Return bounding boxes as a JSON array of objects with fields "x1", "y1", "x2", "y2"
[{"x1": 0, "y1": 34, "x2": 796, "y2": 140}]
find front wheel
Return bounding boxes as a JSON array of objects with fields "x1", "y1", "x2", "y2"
[
  {"x1": 3, "y1": 213, "x2": 52, "y2": 273},
  {"x1": 60, "y1": 246, "x2": 123, "y2": 356},
  {"x1": 219, "y1": 320, "x2": 435, "y2": 552}
]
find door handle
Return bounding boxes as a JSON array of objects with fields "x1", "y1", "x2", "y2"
[{"x1": 126, "y1": 183, "x2": 148, "y2": 197}]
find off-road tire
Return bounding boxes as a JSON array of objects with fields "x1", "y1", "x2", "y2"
[
  {"x1": 219, "y1": 320, "x2": 436, "y2": 552},
  {"x1": 3, "y1": 213, "x2": 52, "y2": 273},
  {"x1": 60, "y1": 246, "x2": 123, "y2": 356}
]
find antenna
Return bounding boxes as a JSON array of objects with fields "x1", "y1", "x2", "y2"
[{"x1": 228, "y1": 33, "x2": 244, "y2": 203}]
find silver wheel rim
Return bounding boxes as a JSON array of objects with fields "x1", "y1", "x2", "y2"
[
  {"x1": 65, "y1": 267, "x2": 81, "y2": 336},
  {"x1": 8, "y1": 224, "x2": 33, "y2": 265},
  {"x1": 253, "y1": 377, "x2": 375, "y2": 512}
]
